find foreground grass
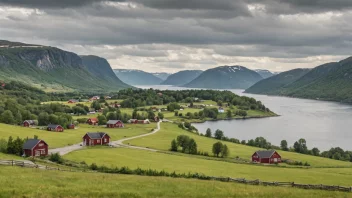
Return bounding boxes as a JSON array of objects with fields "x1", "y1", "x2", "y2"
[
  {"x1": 126, "y1": 122, "x2": 351, "y2": 167},
  {"x1": 0, "y1": 166, "x2": 348, "y2": 198},
  {"x1": 65, "y1": 147, "x2": 352, "y2": 186},
  {"x1": 0, "y1": 123, "x2": 156, "y2": 148}
]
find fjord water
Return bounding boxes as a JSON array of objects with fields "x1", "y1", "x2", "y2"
[{"x1": 138, "y1": 85, "x2": 352, "y2": 151}]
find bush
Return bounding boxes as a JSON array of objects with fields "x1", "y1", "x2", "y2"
[
  {"x1": 49, "y1": 153, "x2": 64, "y2": 164},
  {"x1": 76, "y1": 118, "x2": 88, "y2": 123},
  {"x1": 90, "y1": 163, "x2": 98, "y2": 170}
]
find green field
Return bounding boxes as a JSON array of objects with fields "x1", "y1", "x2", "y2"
[
  {"x1": 0, "y1": 166, "x2": 348, "y2": 198},
  {"x1": 65, "y1": 147, "x2": 352, "y2": 186},
  {"x1": 0, "y1": 123, "x2": 156, "y2": 148},
  {"x1": 126, "y1": 122, "x2": 351, "y2": 167}
]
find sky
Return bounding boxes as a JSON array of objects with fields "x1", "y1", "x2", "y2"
[{"x1": 1, "y1": 0, "x2": 352, "y2": 73}]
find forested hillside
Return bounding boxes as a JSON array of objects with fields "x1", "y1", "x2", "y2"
[
  {"x1": 0, "y1": 41, "x2": 129, "y2": 92},
  {"x1": 161, "y1": 70, "x2": 202, "y2": 86},
  {"x1": 246, "y1": 56, "x2": 352, "y2": 103},
  {"x1": 114, "y1": 69, "x2": 163, "y2": 85}
]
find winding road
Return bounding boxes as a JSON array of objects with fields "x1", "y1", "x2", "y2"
[{"x1": 49, "y1": 121, "x2": 162, "y2": 156}]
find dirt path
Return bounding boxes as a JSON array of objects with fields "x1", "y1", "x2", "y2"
[
  {"x1": 110, "y1": 121, "x2": 161, "y2": 152},
  {"x1": 48, "y1": 143, "x2": 83, "y2": 156}
]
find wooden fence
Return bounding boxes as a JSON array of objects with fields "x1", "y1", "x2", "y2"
[{"x1": 0, "y1": 160, "x2": 351, "y2": 193}]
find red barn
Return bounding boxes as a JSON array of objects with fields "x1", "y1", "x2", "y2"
[
  {"x1": 83, "y1": 132, "x2": 110, "y2": 146},
  {"x1": 67, "y1": 124, "x2": 75, "y2": 129},
  {"x1": 23, "y1": 139, "x2": 48, "y2": 157},
  {"x1": 252, "y1": 150, "x2": 282, "y2": 164},
  {"x1": 23, "y1": 120, "x2": 35, "y2": 127},
  {"x1": 128, "y1": 119, "x2": 138, "y2": 124},
  {"x1": 47, "y1": 124, "x2": 64, "y2": 132},
  {"x1": 87, "y1": 118, "x2": 98, "y2": 125},
  {"x1": 106, "y1": 120, "x2": 124, "y2": 128}
]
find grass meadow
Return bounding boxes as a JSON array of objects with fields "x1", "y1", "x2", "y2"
[
  {"x1": 0, "y1": 166, "x2": 349, "y2": 198},
  {"x1": 65, "y1": 147, "x2": 352, "y2": 186},
  {"x1": 126, "y1": 122, "x2": 352, "y2": 167},
  {"x1": 0, "y1": 123, "x2": 156, "y2": 148}
]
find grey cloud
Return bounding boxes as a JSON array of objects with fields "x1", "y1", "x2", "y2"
[{"x1": 0, "y1": 0, "x2": 125, "y2": 8}]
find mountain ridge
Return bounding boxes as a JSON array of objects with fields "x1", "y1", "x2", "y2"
[
  {"x1": 114, "y1": 69, "x2": 163, "y2": 85},
  {"x1": 161, "y1": 70, "x2": 203, "y2": 86}
]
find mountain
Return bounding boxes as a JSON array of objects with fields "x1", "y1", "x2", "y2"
[
  {"x1": 254, "y1": 69, "x2": 274, "y2": 79},
  {"x1": 0, "y1": 40, "x2": 130, "y2": 92},
  {"x1": 114, "y1": 69, "x2": 163, "y2": 85},
  {"x1": 152, "y1": 72, "x2": 171, "y2": 81},
  {"x1": 161, "y1": 70, "x2": 203, "y2": 86},
  {"x1": 246, "y1": 56, "x2": 352, "y2": 103},
  {"x1": 184, "y1": 66, "x2": 263, "y2": 89},
  {"x1": 245, "y1": 68, "x2": 311, "y2": 95},
  {"x1": 81, "y1": 55, "x2": 129, "y2": 88}
]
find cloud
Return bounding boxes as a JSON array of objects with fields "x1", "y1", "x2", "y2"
[{"x1": 0, "y1": 1, "x2": 352, "y2": 73}]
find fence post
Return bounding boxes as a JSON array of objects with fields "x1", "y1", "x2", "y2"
[
  {"x1": 11, "y1": 160, "x2": 13, "y2": 166},
  {"x1": 291, "y1": 182, "x2": 294, "y2": 187},
  {"x1": 350, "y1": 187, "x2": 352, "y2": 192}
]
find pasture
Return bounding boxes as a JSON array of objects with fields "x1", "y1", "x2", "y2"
[
  {"x1": 0, "y1": 166, "x2": 348, "y2": 198},
  {"x1": 126, "y1": 122, "x2": 352, "y2": 167},
  {"x1": 0, "y1": 123, "x2": 156, "y2": 148},
  {"x1": 65, "y1": 147, "x2": 352, "y2": 186}
]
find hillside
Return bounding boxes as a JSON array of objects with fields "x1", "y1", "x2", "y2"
[
  {"x1": 184, "y1": 66, "x2": 263, "y2": 89},
  {"x1": 246, "y1": 56, "x2": 352, "y2": 103},
  {"x1": 280, "y1": 57, "x2": 352, "y2": 102},
  {"x1": 245, "y1": 68, "x2": 311, "y2": 94},
  {"x1": 255, "y1": 69, "x2": 274, "y2": 79},
  {"x1": 152, "y1": 72, "x2": 171, "y2": 80},
  {"x1": 161, "y1": 70, "x2": 203, "y2": 86},
  {"x1": 0, "y1": 41, "x2": 130, "y2": 92},
  {"x1": 114, "y1": 69, "x2": 163, "y2": 85}
]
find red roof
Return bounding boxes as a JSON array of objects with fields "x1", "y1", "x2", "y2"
[{"x1": 89, "y1": 118, "x2": 98, "y2": 122}]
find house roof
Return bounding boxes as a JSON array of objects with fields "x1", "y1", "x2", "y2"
[
  {"x1": 48, "y1": 124, "x2": 60, "y2": 129},
  {"x1": 23, "y1": 139, "x2": 46, "y2": 149},
  {"x1": 85, "y1": 132, "x2": 109, "y2": 139},
  {"x1": 107, "y1": 120, "x2": 123, "y2": 124},
  {"x1": 255, "y1": 150, "x2": 276, "y2": 158},
  {"x1": 23, "y1": 120, "x2": 35, "y2": 125},
  {"x1": 88, "y1": 118, "x2": 98, "y2": 122}
]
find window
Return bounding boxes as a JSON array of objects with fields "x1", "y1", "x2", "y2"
[
  {"x1": 38, "y1": 143, "x2": 44, "y2": 147},
  {"x1": 104, "y1": 138, "x2": 107, "y2": 143},
  {"x1": 97, "y1": 140, "x2": 100, "y2": 143},
  {"x1": 41, "y1": 150, "x2": 46, "y2": 154}
]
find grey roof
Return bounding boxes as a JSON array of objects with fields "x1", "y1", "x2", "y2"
[
  {"x1": 106, "y1": 120, "x2": 122, "y2": 124},
  {"x1": 48, "y1": 124, "x2": 60, "y2": 129},
  {"x1": 85, "y1": 132, "x2": 109, "y2": 139},
  {"x1": 23, "y1": 139, "x2": 46, "y2": 149},
  {"x1": 24, "y1": 120, "x2": 35, "y2": 125},
  {"x1": 255, "y1": 150, "x2": 276, "y2": 158}
]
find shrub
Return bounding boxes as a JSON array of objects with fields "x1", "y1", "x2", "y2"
[
  {"x1": 90, "y1": 163, "x2": 98, "y2": 170},
  {"x1": 49, "y1": 153, "x2": 64, "y2": 164}
]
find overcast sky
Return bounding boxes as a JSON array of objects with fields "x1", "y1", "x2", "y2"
[{"x1": 1, "y1": 0, "x2": 352, "y2": 73}]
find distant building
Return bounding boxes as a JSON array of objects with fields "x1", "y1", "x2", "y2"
[
  {"x1": 83, "y1": 132, "x2": 110, "y2": 146},
  {"x1": 90, "y1": 96, "x2": 100, "y2": 101},
  {"x1": 68, "y1": 99, "x2": 79, "y2": 103},
  {"x1": 23, "y1": 120, "x2": 36, "y2": 127},
  {"x1": 106, "y1": 120, "x2": 124, "y2": 128},
  {"x1": 87, "y1": 118, "x2": 98, "y2": 125},
  {"x1": 67, "y1": 124, "x2": 75, "y2": 129},
  {"x1": 23, "y1": 139, "x2": 48, "y2": 157},
  {"x1": 47, "y1": 124, "x2": 64, "y2": 132},
  {"x1": 252, "y1": 150, "x2": 282, "y2": 164},
  {"x1": 218, "y1": 107, "x2": 225, "y2": 113}
]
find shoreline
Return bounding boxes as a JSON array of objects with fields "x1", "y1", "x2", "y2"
[{"x1": 189, "y1": 113, "x2": 280, "y2": 124}]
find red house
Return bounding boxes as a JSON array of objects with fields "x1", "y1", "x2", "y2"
[
  {"x1": 128, "y1": 119, "x2": 138, "y2": 124},
  {"x1": 23, "y1": 139, "x2": 48, "y2": 157},
  {"x1": 23, "y1": 120, "x2": 36, "y2": 127},
  {"x1": 68, "y1": 99, "x2": 79, "y2": 103},
  {"x1": 47, "y1": 124, "x2": 64, "y2": 132},
  {"x1": 67, "y1": 124, "x2": 75, "y2": 129},
  {"x1": 83, "y1": 132, "x2": 110, "y2": 146},
  {"x1": 106, "y1": 120, "x2": 124, "y2": 128},
  {"x1": 252, "y1": 150, "x2": 282, "y2": 164},
  {"x1": 87, "y1": 118, "x2": 98, "y2": 125}
]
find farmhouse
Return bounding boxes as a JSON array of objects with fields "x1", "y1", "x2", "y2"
[
  {"x1": 106, "y1": 120, "x2": 124, "y2": 128},
  {"x1": 67, "y1": 124, "x2": 75, "y2": 129},
  {"x1": 87, "y1": 118, "x2": 98, "y2": 125},
  {"x1": 23, "y1": 139, "x2": 48, "y2": 157},
  {"x1": 90, "y1": 96, "x2": 100, "y2": 101},
  {"x1": 252, "y1": 150, "x2": 282, "y2": 164},
  {"x1": 138, "y1": 119, "x2": 150, "y2": 124},
  {"x1": 128, "y1": 119, "x2": 138, "y2": 124},
  {"x1": 218, "y1": 107, "x2": 225, "y2": 113},
  {"x1": 83, "y1": 132, "x2": 110, "y2": 146},
  {"x1": 23, "y1": 120, "x2": 36, "y2": 127},
  {"x1": 47, "y1": 124, "x2": 64, "y2": 132},
  {"x1": 68, "y1": 99, "x2": 79, "y2": 103}
]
